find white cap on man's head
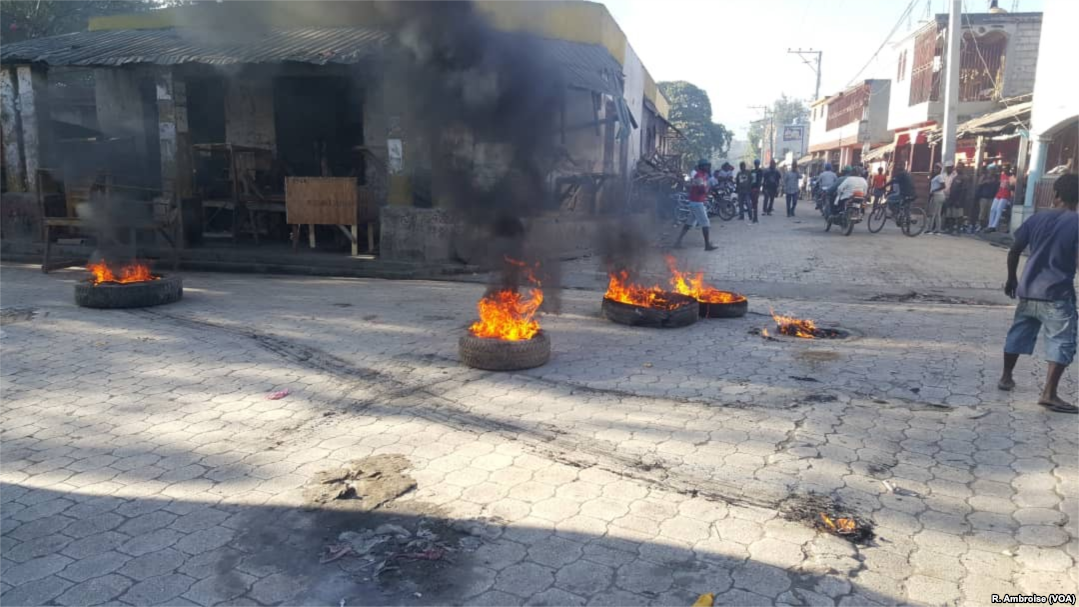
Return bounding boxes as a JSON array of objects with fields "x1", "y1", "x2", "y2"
[{"x1": 944, "y1": 160, "x2": 955, "y2": 167}]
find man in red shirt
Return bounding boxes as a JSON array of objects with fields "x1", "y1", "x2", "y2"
[
  {"x1": 871, "y1": 167, "x2": 887, "y2": 205},
  {"x1": 674, "y1": 159, "x2": 718, "y2": 251}
]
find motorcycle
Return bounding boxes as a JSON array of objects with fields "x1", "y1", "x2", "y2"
[
  {"x1": 824, "y1": 191, "x2": 866, "y2": 236},
  {"x1": 707, "y1": 182, "x2": 738, "y2": 221}
]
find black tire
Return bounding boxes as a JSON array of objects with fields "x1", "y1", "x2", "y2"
[
  {"x1": 699, "y1": 298, "x2": 748, "y2": 318},
  {"x1": 825, "y1": 210, "x2": 833, "y2": 232},
  {"x1": 867, "y1": 203, "x2": 887, "y2": 233},
  {"x1": 843, "y1": 209, "x2": 856, "y2": 236},
  {"x1": 74, "y1": 275, "x2": 183, "y2": 309},
  {"x1": 903, "y1": 206, "x2": 927, "y2": 237},
  {"x1": 458, "y1": 331, "x2": 551, "y2": 371},
  {"x1": 717, "y1": 200, "x2": 737, "y2": 221},
  {"x1": 602, "y1": 296, "x2": 698, "y2": 328}
]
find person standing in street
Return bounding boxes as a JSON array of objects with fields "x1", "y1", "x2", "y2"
[
  {"x1": 674, "y1": 159, "x2": 718, "y2": 251},
  {"x1": 783, "y1": 161, "x2": 802, "y2": 217},
  {"x1": 943, "y1": 161, "x2": 966, "y2": 234},
  {"x1": 762, "y1": 160, "x2": 781, "y2": 216},
  {"x1": 871, "y1": 167, "x2": 887, "y2": 206},
  {"x1": 927, "y1": 164, "x2": 947, "y2": 234},
  {"x1": 998, "y1": 173, "x2": 1078, "y2": 414},
  {"x1": 736, "y1": 161, "x2": 753, "y2": 222},
  {"x1": 988, "y1": 168, "x2": 1014, "y2": 232},
  {"x1": 749, "y1": 159, "x2": 763, "y2": 223},
  {"x1": 975, "y1": 168, "x2": 998, "y2": 231}
]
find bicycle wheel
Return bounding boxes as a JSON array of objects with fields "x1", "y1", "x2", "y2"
[
  {"x1": 867, "y1": 203, "x2": 887, "y2": 233},
  {"x1": 717, "y1": 200, "x2": 737, "y2": 221},
  {"x1": 902, "y1": 206, "x2": 927, "y2": 237}
]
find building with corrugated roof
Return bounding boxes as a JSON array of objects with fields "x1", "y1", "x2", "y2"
[{"x1": 0, "y1": 1, "x2": 673, "y2": 265}]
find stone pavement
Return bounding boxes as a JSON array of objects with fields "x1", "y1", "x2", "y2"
[
  {"x1": 560, "y1": 208, "x2": 1017, "y2": 300},
  {"x1": 1, "y1": 228, "x2": 1077, "y2": 607}
]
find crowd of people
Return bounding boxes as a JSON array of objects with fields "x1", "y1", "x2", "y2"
[{"x1": 674, "y1": 155, "x2": 1023, "y2": 250}]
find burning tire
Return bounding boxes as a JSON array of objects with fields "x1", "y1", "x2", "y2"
[
  {"x1": 459, "y1": 331, "x2": 551, "y2": 371},
  {"x1": 75, "y1": 274, "x2": 183, "y2": 309},
  {"x1": 602, "y1": 295, "x2": 698, "y2": 328},
  {"x1": 699, "y1": 297, "x2": 748, "y2": 319}
]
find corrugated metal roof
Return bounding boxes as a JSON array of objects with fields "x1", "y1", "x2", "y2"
[
  {"x1": 1, "y1": 27, "x2": 391, "y2": 66},
  {"x1": 0, "y1": 26, "x2": 625, "y2": 96},
  {"x1": 925, "y1": 99, "x2": 1032, "y2": 144}
]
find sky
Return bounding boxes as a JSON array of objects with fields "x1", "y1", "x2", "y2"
[{"x1": 601, "y1": 0, "x2": 1044, "y2": 139}]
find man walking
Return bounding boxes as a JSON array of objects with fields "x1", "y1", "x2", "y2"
[
  {"x1": 998, "y1": 174, "x2": 1078, "y2": 413},
  {"x1": 736, "y1": 161, "x2": 753, "y2": 222},
  {"x1": 783, "y1": 161, "x2": 802, "y2": 217},
  {"x1": 674, "y1": 159, "x2": 719, "y2": 251},
  {"x1": 748, "y1": 159, "x2": 763, "y2": 223},
  {"x1": 762, "y1": 160, "x2": 781, "y2": 216}
]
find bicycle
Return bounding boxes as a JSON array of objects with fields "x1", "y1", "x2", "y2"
[
  {"x1": 707, "y1": 186, "x2": 738, "y2": 221},
  {"x1": 866, "y1": 192, "x2": 926, "y2": 237},
  {"x1": 672, "y1": 192, "x2": 691, "y2": 227}
]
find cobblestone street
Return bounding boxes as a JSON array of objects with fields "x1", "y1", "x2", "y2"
[{"x1": 1, "y1": 217, "x2": 1077, "y2": 606}]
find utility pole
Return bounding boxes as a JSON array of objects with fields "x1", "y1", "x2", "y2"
[
  {"x1": 748, "y1": 105, "x2": 770, "y2": 162},
  {"x1": 941, "y1": 0, "x2": 961, "y2": 166},
  {"x1": 787, "y1": 48, "x2": 823, "y2": 102}
]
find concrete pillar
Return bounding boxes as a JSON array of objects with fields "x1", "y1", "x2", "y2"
[
  {"x1": 1022, "y1": 134, "x2": 1048, "y2": 209},
  {"x1": 15, "y1": 65, "x2": 50, "y2": 193},
  {"x1": 0, "y1": 67, "x2": 23, "y2": 191},
  {"x1": 156, "y1": 69, "x2": 189, "y2": 203}
]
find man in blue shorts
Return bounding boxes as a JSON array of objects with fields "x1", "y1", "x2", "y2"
[
  {"x1": 998, "y1": 173, "x2": 1079, "y2": 413},
  {"x1": 674, "y1": 159, "x2": 718, "y2": 251}
]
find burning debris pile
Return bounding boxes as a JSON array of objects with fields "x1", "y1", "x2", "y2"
[
  {"x1": 459, "y1": 258, "x2": 551, "y2": 371},
  {"x1": 75, "y1": 260, "x2": 182, "y2": 309},
  {"x1": 768, "y1": 310, "x2": 846, "y2": 339}
]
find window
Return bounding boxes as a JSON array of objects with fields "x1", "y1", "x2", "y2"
[{"x1": 896, "y1": 50, "x2": 907, "y2": 82}]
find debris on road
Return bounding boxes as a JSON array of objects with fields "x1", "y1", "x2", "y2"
[
  {"x1": 693, "y1": 593, "x2": 715, "y2": 606},
  {"x1": 789, "y1": 375, "x2": 820, "y2": 382},
  {"x1": 781, "y1": 493, "x2": 875, "y2": 545},
  {"x1": 303, "y1": 454, "x2": 416, "y2": 509},
  {"x1": 266, "y1": 388, "x2": 291, "y2": 400}
]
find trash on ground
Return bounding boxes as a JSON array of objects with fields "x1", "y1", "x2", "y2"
[
  {"x1": 303, "y1": 454, "x2": 416, "y2": 509},
  {"x1": 693, "y1": 593, "x2": 715, "y2": 606},
  {"x1": 266, "y1": 388, "x2": 291, "y2": 400}
]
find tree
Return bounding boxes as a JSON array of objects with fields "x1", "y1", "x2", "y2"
[
  {"x1": 1, "y1": 1, "x2": 181, "y2": 43},
  {"x1": 657, "y1": 81, "x2": 732, "y2": 172},
  {"x1": 747, "y1": 94, "x2": 810, "y2": 162}
]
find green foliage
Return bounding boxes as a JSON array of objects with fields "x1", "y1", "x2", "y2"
[
  {"x1": 1, "y1": 1, "x2": 182, "y2": 42},
  {"x1": 747, "y1": 94, "x2": 810, "y2": 161},
  {"x1": 657, "y1": 81, "x2": 732, "y2": 172}
]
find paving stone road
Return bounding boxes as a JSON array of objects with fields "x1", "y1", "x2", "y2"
[{"x1": 1, "y1": 216, "x2": 1077, "y2": 606}]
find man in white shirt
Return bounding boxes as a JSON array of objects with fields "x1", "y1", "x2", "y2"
[{"x1": 834, "y1": 167, "x2": 868, "y2": 215}]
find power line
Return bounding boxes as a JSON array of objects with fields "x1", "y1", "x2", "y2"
[{"x1": 845, "y1": 0, "x2": 920, "y2": 87}]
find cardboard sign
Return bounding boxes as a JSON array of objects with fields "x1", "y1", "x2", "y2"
[{"x1": 286, "y1": 177, "x2": 358, "y2": 225}]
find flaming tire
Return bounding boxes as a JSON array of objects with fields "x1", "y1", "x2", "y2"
[
  {"x1": 459, "y1": 331, "x2": 551, "y2": 371},
  {"x1": 602, "y1": 295, "x2": 698, "y2": 328},
  {"x1": 74, "y1": 275, "x2": 183, "y2": 309}
]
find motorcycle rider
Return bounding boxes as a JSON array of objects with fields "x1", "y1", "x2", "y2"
[
  {"x1": 834, "y1": 166, "x2": 868, "y2": 217},
  {"x1": 816, "y1": 163, "x2": 838, "y2": 210},
  {"x1": 674, "y1": 159, "x2": 719, "y2": 251}
]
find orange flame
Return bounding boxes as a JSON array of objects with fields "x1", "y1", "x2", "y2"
[
  {"x1": 86, "y1": 261, "x2": 157, "y2": 286},
  {"x1": 820, "y1": 513, "x2": 857, "y2": 534},
  {"x1": 605, "y1": 271, "x2": 685, "y2": 310},
  {"x1": 468, "y1": 257, "x2": 543, "y2": 341},
  {"x1": 664, "y1": 256, "x2": 746, "y2": 304},
  {"x1": 771, "y1": 309, "x2": 819, "y2": 339}
]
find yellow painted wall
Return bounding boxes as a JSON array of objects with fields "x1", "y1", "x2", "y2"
[{"x1": 89, "y1": 0, "x2": 667, "y2": 117}]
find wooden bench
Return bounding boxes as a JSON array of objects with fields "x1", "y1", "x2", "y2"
[{"x1": 37, "y1": 170, "x2": 180, "y2": 273}]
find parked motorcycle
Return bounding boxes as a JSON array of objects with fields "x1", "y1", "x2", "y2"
[{"x1": 707, "y1": 182, "x2": 738, "y2": 221}]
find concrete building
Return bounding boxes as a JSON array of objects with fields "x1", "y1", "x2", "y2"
[
  {"x1": 807, "y1": 79, "x2": 891, "y2": 169},
  {"x1": 0, "y1": 1, "x2": 672, "y2": 264},
  {"x1": 1018, "y1": 0, "x2": 1078, "y2": 225},
  {"x1": 884, "y1": 10, "x2": 1042, "y2": 173}
]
